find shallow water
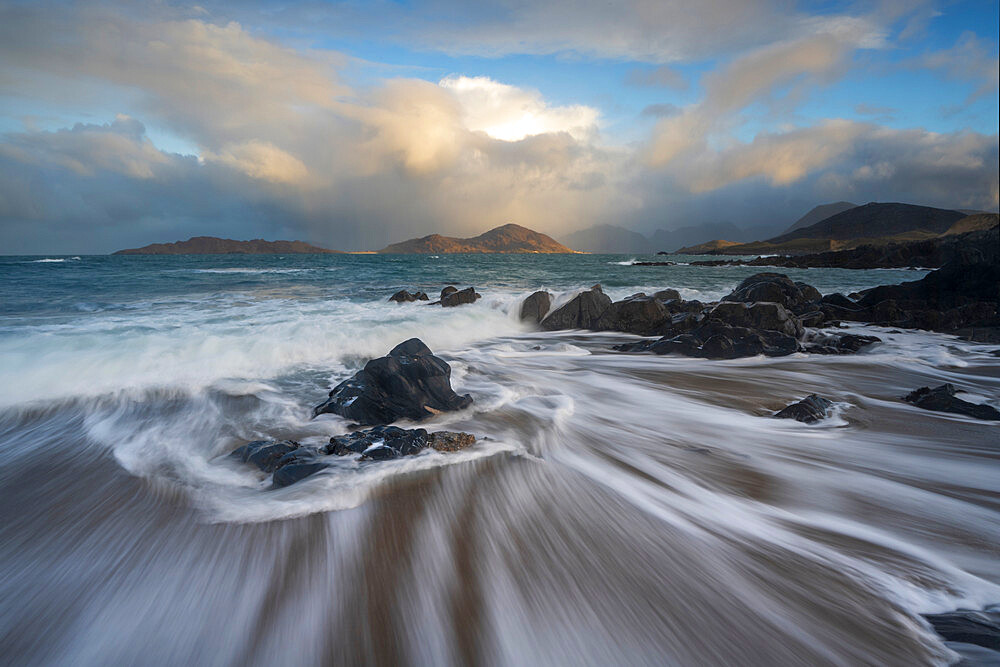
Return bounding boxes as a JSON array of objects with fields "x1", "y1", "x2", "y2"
[{"x1": 1, "y1": 253, "x2": 997, "y2": 665}]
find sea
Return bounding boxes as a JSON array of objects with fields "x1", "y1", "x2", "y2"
[{"x1": 1, "y1": 252, "x2": 998, "y2": 665}]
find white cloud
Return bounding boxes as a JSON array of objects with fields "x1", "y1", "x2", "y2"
[{"x1": 439, "y1": 76, "x2": 599, "y2": 142}]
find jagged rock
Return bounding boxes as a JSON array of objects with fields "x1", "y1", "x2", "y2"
[
  {"x1": 800, "y1": 332, "x2": 881, "y2": 355},
  {"x1": 313, "y1": 338, "x2": 473, "y2": 425},
  {"x1": 328, "y1": 425, "x2": 429, "y2": 457},
  {"x1": 774, "y1": 395, "x2": 833, "y2": 423},
  {"x1": 595, "y1": 295, "x2": 670, "y2": 335},
  {"x1": 441, "y1": 287, "x2": 481, "y2": 307},
  {"x1": 653, "y1": 289, "x2": 681, "y2": 301},
  {"x1": 229, "y1": 440, "x2": 300, "y2": 473},
  {"x1": 389, "y1": 290, "x2": 429, "y2": 303},
  {"x1": 708, "y1": 301, "x2": 802, "y2": 338},
  {"x1": 540, "y1": 285, "x2": 612, "y2": 330},
  {"x1": 903, "y1": 384, "x2": 1000, "y2": 421},
  {"x1": 520, "y1": 290, "x2": 552, "y2": 323},
  {"x1": 723, "y1": 273, "x2": 817, "y2": 314}
]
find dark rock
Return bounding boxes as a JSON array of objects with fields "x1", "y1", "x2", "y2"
[
  {"x1": 903, "y1": 384, "x2": 1000, "y2": 421},
  {"x1": 632, "y1": 261, "x2": 676, "y2": 266},
  {"x1": 595, "y1": 295, "x2": 670, "y2": 335},
  {"x1": 923, "y1": 607, "x2": 1000, "y2": 653},
  {"x1": 520, "y1": 290, "x2": 552, "y2": 323},
  {"x1": 441, "y1": 287, "x2": 481, "y2": 307},
  {"x1": 632, "y1": 320, "x2": 798, "y2": 359},
  {"x1": 774, "y1": 395, "x2": 833, "y2": 423},
  {"x1": 328, "y1": 425, "x2": 429, "y2": 457},
  {"x1": 428, "y1": 431, "x2": 476, "y2": 452},
  {"x1": 229, "y1": 440, "x2": 300, "y2": 473},
  {"x1": 798, "y1": 310, "x2": 825, "y2": 327},
  {"x1": 723, "y1": 273, "x2": 816, "y2": 313},
  {"x1": 801, "y1": 332, "x2": 881, "y2": 355},
  {"x1": 708, "y1": 301, "x2": 802, "y2": 337},
  {"x1": 441, "y1": 286, "x2": 458, "y2": 299},
  {"x1": 821, "y1": 293, "x2": 860, "y2": 310},
  {"x1": 653, "y1": 288, "x2": 681, "y2": 301},
  {"x1": 271, "y1": 448, "x2": 328, "y2": 488},
  {"x1": 313, "y1": 338, "x2": 473, "y2": 425},
  {"x1": 540, "y1": 286, "x2": 613, "y2": 330},
  {"x1": 389, "y1": 290, "x2": 429, "y2": 303},
  {"x1": 795, "y1": 282, "x2": 822, "y2": 302}
]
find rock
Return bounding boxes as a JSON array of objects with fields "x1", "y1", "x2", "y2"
[
  {"x1": 798, "y1": 310, "x2": 825, "y2": 327},
  {"x1": 800, "y1": 332, "x2": 881, "y2": 355},
  {"x1": 653, "y1": 289, "x2": 681, "y2": 301},
  {"x1": 723, "y1": 273, "x2": 817, "y2": 314},
  {"x1": 313, "y1": 338, "x2": 473, "y2": 425},
  {"x1": 821, "y1": 293, "x2": 860, "y2": 310},
  {"x1": 540, "y1": 286, "x2": 613, "y2": 330},
  {"x1": 389, "y1": 290, "x2": 429, "y2": 303},
  {"x1": 441, "y1": 286, "x2": 458, "y2": 299},
  {"x1": 270, "y1": 448, "x2": 328, "y2": 488},
  {"x1": 520, "y1": 290, "x2": 552, "y2": 323},
  {"x1": 922, "y1": 607, "x2": 1000, "y2": 654},
  {"x1": 708, "y1": 301, "x2": 802, "y2": 338},
  {"x1": 229, "y1": 439, "x2": 300, "y2": 473},
  {"x1": 632, "y1": 261, "x2": 676, "y2": 266},
  {"x1": 441, "y1": 287, "x2": 481, "y2": 307},
  {"x1": 328, "y1": 425, "x2": 429, "y2": 458},
  {"x1": 903, "y1": 384, "x2": 1000, "y2": 421},
  {"x1": 428, "y1": 431, "x2": 476, "y2": 452},
  {"x1": 795, "y1": 282, "x2": 822, "y2": 302},
  {"x1": 625, "y1": 320, "x2": 798, "y2": 359},
  {"x1": 774, "y1": 395, "x2": 833, "y2": 423},
  {"x1": 595, "y1": 295, "x2": 670, "y2": 335}
]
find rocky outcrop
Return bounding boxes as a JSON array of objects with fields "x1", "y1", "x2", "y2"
[
  {"x1": 540, "y1": 286, "x2": 612, "y2": 330},
  {"x1": 441, "y1": 286, "x2": 481, "y2": 307},
  {"x1": 389, "y1": 290, "x2": 429, "y2": 303},
  {"x1": 707, "y1": 301, "x2": 803, "y2": 338},
  {"x1": 594, "y1": 294, "x2": 670, "y2": 335},
  {"x1": 903, "y1": 384, "x2": 1000, "y2": 421},
  {"x1": 520, "y1": 291, "x2": 552, "y2": 323},
  {"x1": 313, "y1": 338, "x2": 473, "y2": 425},
  {"x1": 231, "y1": 426, "x2": 477, "y2": 487},
  {"x1": 722, "y1": 273, "x2": 819, "y2": 315},
  {"x1": 774, "y1": 395, "x2": 833, "y2": 423},
  {"x1": 379, "y1": 223, "x2": 574, "y2": 254}
]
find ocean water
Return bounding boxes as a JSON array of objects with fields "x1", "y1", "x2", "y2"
[{"x1": 1, "y1": 252, "x2": 998, "y2": 665}]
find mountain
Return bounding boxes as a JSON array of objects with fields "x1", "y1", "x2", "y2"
[
  {"x1": 945, "y1": 213, "x2": 1000, "y2": 235},
  {"x1": 560, "y1": 224, "x2": 649, "y2": 253},
  {"x1": 650, "y1": 222, "x2": 744, "y2": 251},
  {"x1": 113, "y1": 236, "x2": 341, "y2": 255},
  {"x1": 769, "y1": 202, "x2": 967, "y2": 243},
  {"x1": 378, "y1": 223, "x2": 574, "y2": 254},
  {"x1": 781, "y1": 201, "x2": 856, "y2": 235},
  {"x1": 675, "y1": 239, "x2": 743, "y2": 254}
]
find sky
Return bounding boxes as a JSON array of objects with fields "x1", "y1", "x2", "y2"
[{"x1": 0, "y1": 0, "x2": 997, "y2": 253}]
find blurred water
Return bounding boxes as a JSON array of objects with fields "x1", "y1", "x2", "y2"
[{"x1": 0, "y1": 252, "x2": 997, "y2": 665}]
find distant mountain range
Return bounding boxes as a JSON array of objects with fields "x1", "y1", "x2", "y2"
[
  {"x1": 379, "y1": 223, "x2": 573, "y2": 253},
  {"x1": 113, "y1": 236, "x2": 340, "y2": 255},
  {"x1": 561, "y1": 224, "x2": 650, "y2": 253}
]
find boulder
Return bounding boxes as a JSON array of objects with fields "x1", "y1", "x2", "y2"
[
  {"x1": 313, "y1": 338, "x2": 473, "y2": 425},
  {"x1": 923, "y1": 607, "x2": 1000, "y2": 655},
  {"x1": 389, "y1": 290, "x2": 429, "y2": 303},
  {"x1": 774, "y1": 395, "x2": 833, "y2": 423},
  {"x1": 595, "y1": 295, "x2": 670, "y2": 335},
  {"x1": 903, "y1": 384, "x2": 1000, "y2": 421},
  {"x1": 653, "y1": 289, "x2": 681, "y2": 301},
  {"x1": 708, "y1": 301, "x2": 802, "y2": 338},
  {"x1": 540, "y1": 286, "x2": 612, "y2": 330},
  {"x1": 800, "y1": 332, "x2": 881, "y2": 355},
  {"x1": 723, "y1": 273, "x2": 817, "y2": 314},
  {"x1": 798, "y1": 310, "x2": 825, "y2": 327},
  {"x1": 229, "y1": 439, "x2": 300, "y2": 473},
  {"x1": 620, "y1": 320, "x2": 798, "y2": 359},
  {"x1": 441, "y1": 286, "x2": 458, "y2": 299},
  {"x1": 271, "y1": 448, "x2": 328, "y2": 488},
  {"x1": 520, "y1": 290, "x2": 552, "y2": 323},
  {"x1": 821, "y1": 293, "x2": 860, "y2": 310},
  {"x1": 328, "y1": 425, "x2": 429, "y2": 457},
  {"x1": 441, "y1": 287, "x2": 481, "y2": 307}
]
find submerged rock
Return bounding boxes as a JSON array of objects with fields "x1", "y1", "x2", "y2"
[
  {"x1": 229, "y1": 439, "x2": 300, "y2": 473},
  {"x1": 540, "y1": 285, "x2": 612, "y2": 330},
  {"x1": 520, "y1": 290, "x2": 552, "y2": 323},
  {"x1": 328, "y1": 425, "x2": 429, "y2": 458},
  {"x1": 271, "y1": 448, "x2": 328, "y2": 488},
  {"x1": 774, "y1": 395, "x2": 833, "y2": 423},
  {"x1": 903, "y1": 384, "x2": 1000, "y2": 421},
  {"x1": 800, "y1": 332, "x2": 882, "y2": 355},
  {"x1": 441, "y1": 286, "x2": 481, "y2": 307},
  {"x1": 923, "y1": 606, "x2": 1000, "y2": 662},
  {"x1": 389, "y1": 290, "x2": 429, "y2": 303},
  {"x1": 313, "y1": 338, "x2": 473, "y2": 425}
]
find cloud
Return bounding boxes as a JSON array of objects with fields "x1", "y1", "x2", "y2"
[
  {"x1": 626, "y1": 66, "x2": 688, "y2": 90},
  {"x1": 917, "y1": 31, "x2": 1000, "y2": 104},
  {"x1": 641, "y1": 104, "x2": 682, "y2": 118},
  {"x1": 202, "y1": 140, "x2": 309, "y2": 184}
]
